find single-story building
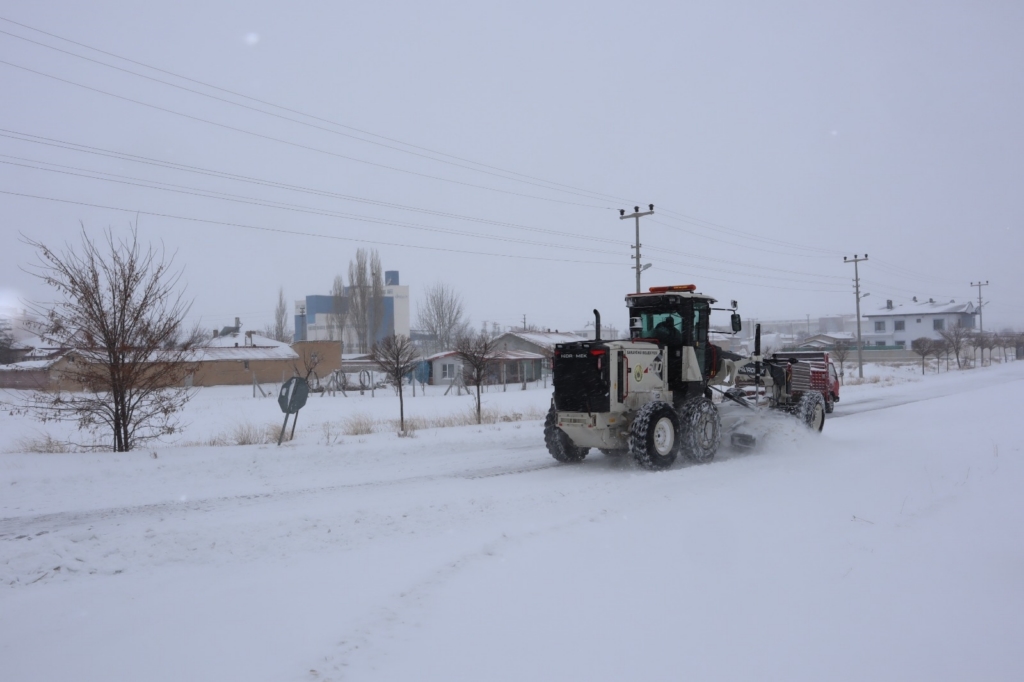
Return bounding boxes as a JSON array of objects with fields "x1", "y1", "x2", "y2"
[
  {"x1": 423, "y1": 349, "x2": 547, "y2": 386},
  {"x1": 797, "y1": 332, "x2": 856, "y2": 350},
  {"x1": 491, "y1": 331, "x2": 588, "y2": 363}
]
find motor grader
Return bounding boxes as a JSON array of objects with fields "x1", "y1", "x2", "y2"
[{"x1": 545, "y1": 284, "x2": 826, "y2": 470}]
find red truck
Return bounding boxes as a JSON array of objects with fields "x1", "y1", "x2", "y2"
[{"x1": 770, "y1": 350, "x2": 841, "y2": 413}]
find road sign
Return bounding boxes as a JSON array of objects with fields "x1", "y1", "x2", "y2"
[{"x1": 278, "y1": 377, "x2": 310, "y2": 415}]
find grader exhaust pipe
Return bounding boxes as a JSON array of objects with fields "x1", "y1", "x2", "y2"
[{"x1": 593, "y1": 309, "x2": 601, "y2": 341}]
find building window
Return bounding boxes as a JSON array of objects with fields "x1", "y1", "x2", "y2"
[
  {"x1": 894, "y1": 320, "x2": 905, "y2": 331},
  {"x1": 441, "y1": 363, "x2": 456, "y2": 379},
  {"x1": 933, "y1": 319, "x2": 945, "y2": 331},
  {"x1": 875, "y1": 341, "x2": 886, "y2": 347},
  {"x1": 916, "y1": 318, "x2": 922, "y2": 323},
  {"x1": 895, "y1": 340, "x2": 906, "y2": 348},
  {"x1": 874, "y1": 321, "x2": 885, "y2": 332},
  {"x1": 244, "y1": 360, "x2": 249, "y2": 370}
]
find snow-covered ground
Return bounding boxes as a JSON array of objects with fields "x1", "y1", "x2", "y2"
[{"x1": 2, "y1": 362, "x2": 1023, "y2": 681}]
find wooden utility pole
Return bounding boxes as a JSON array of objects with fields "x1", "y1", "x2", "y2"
[
  {"x1": 970, "y1": 280, "x2": 989, "y2": 333},
  {"x1": 844, "y1": 254, "x2": 869, "y2": 379},
  {"x1": 620, "y1": 205, "x2": 654, "y2": 293}
]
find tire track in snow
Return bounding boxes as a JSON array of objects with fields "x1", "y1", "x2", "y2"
[{"x1": 0, "y1": 460, "x2": 559, "y2": 538}]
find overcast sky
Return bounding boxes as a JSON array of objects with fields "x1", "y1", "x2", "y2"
[{"x1": 2, "y1": 1, "x2": 1022, "y2": 336}]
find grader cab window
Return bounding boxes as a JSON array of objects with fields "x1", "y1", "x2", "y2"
[
  {"x1": 633, "y1": 311, "x2": 685, "y2": 345},
  {"x1": 693, "y1": 301, "x2": 710, "y2": 346}
]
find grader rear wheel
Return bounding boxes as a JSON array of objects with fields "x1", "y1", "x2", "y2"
[
  {"x1": 629, "y1": 401, "x2": 680, "y2": 470},
  {"x1": 544, "y1": 406, "x2": 589, "y2": 463}
]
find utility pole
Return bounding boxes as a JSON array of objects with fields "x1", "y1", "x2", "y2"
[
  {"x1": 620, "y1": 204, "x2": 654, "y2": 293},
  {"x1": 522, "y1": 314, "x2": 527, "y2": 331},
  {"x1": 970, "y1": 280, "x2": 989, "y2": 333},
  {"x1": 844, "y1": 254, "x2": 869, "y2": 378}
]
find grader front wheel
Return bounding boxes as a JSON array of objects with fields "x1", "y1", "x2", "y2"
[{"x1": 678, "y1": 397, "x2": 722, "y2": 464}]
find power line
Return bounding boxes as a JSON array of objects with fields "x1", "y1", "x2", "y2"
[
  {"x1": 0, "y1": 58, "x2": 614, "y2": 210},
  {"x1": 0, "y1": 128, "x2": 611, "y2": 238},
  {"x1": 648, "y1": 266, "x2": 846, "y2": 293},
  {"x1": 0, "y1": 14, "x2": 641, "y2": 206},
  {"x1": 0, "y1": 156, "x2": 630, "y2": 257},
  {"x1": 0, "y1": 136, "x2": 856, "y2": 285},
  {"x1": 1, "y1": 156, "x2": 855, "y2": 290},
  {"x1": 0, "y1": 14, "x2": 875, "y2": 260},
  {"x1": 0, "y1": 189, "x2": 624, "y2": 266},
  {"x1": 648, "y1": 218, "x2": 841, "y2": 260},
  {"x1": 652, "y1": 209, "x2": 848, "y2": 257},
  {"x1": 1, "y1": 14, "x2": 904, "y2": 280},
  {"x1": 0, "y1": 27, "x2": 633, "y2": 206}
]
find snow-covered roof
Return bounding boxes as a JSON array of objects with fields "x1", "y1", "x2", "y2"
[
  {"x1": 204, "y1": 332, "x2": 291, "y2": 350},
  {"x1": 192, "y1": 330, "x2": 297, "y2": 361},
  {"x1": 865, "y1": 300, "x2": 975, "y2": 317},
  {"x1": 801, "y1": 332, "x2": 855, "y2": 342},
  {"x1": 491, "y1": 349, "x2": 546, "y2": 361},
  {"x1": 497, "y1": 331, "x2": 588, "y2": 351},
  {"x1": 0, "y1": 358, "x2": 60, "y2": 371},
  {"x1": 425, "y1": 349, "x2": 546, "y2": 362},
  {"x1": 188, "y1": 346, "x2": 298, "y2": 362}
]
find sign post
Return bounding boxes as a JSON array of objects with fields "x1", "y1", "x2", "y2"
[{"x1": 277, "y1": 376, "x2": 310, "y2": 445}]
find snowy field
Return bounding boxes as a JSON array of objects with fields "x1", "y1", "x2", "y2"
[{"x1": 2, "y1": 362, "x2": 1024, "y2": 681}]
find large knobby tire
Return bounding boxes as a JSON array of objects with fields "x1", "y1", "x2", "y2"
[
  {"x1": 796, "y1": 391, "x2": 826, "y2": 431},
  {"x1": 824, "y1": 392, "x2": 835, "y2": 414},
  {"x1": 629, "y1": 401, "x2": 680, "y2": 470},
  {"x1": 678, "y1": 397, "x2": 721, "y2": 464},
  {"x1": 544, "y1": 406, "x2": 589, "y2": 463}
]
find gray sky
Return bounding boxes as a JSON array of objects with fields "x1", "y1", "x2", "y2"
[{"x1": 2, "y1": 1, "x2": 1022, "y2": 335}]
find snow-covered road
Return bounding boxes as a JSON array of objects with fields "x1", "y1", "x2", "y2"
[{"x1": 2, "y1": 363, "x2": 1023, "y2": 681}]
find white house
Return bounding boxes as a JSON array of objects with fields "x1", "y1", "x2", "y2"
[{"x1": 863, "y1": 298, "x2": 976, "y2": 348}]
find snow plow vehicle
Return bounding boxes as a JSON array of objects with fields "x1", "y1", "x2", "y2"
[{"x1": 545, "y1": 284, "x2": 826, "y2": 470}]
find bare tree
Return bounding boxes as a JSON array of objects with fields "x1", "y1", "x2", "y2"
[
  {"x1": 454, "y1": 330, "x2": 498, "y2": 425},
  {"x1": 22, "y1": 227, "x2": 198, "y2": 452},
  {"x1": 164, "y1": 321, "x2": 209, "y2": 350},
  {"x1": 831, "y1": 339, "x2": 851, "y2": 384},
  {"x1": 369, "y1": 250, "x2": 385, "y2": 345},
  {"x1": 345, "y1": 248, "x2": 385, "y2": 352},
  {"x1": 939, "y1": 322, "x2": 971, "y2": 369},
  {"x1": 975, "y1": 332, "x2": 996, "y2": 366},
  {"x1": 272, "y1": 286, "x2": 292, "y2": 343},
  {"x1": 416, "y1": 281, "x2": 469, "y2": 353},
  {"x1": 930, "y1": 337, "x2": 949, "y2": 373},
  {"x1": 328, "y1": 275, "x2": 347, "y2": 345},
  {"x1": 370, "y1": 334, "x2": 419, "y2": 432},
  {"x1": 294, "y1": 346, "x2": 323, "y2": 382},
  {"x1": 347, "y1": 250, "x2": 370, "y2": 352},
  {"x1": 911, "y1": 337, "x2": 933, "y2": 375},
  {"x1": 993, "y1": 332, "x2": 1007, "y2": 363},
  {"x1": 0, "y1": 318, "x2": 15, "y2": 364}
]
